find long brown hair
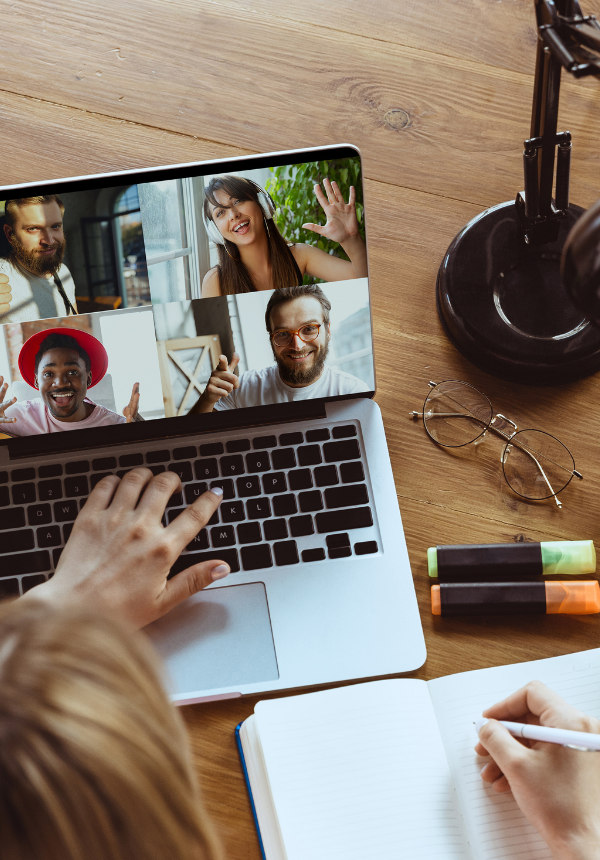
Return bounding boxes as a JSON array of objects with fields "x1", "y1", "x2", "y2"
[
  {"x1": 203, "y1": 175, "x2": 302, "y2": 295},
  {"x1": 0, "y1": 600, "x2": 221, "y2": 860}
]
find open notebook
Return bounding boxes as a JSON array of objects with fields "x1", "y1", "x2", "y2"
[{"x1": 236, "y1": 647, "x2": 600, "y2": 860}]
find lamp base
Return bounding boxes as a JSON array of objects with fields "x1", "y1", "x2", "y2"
[{"x1": 436, "y1": 200, "x2": 600, "y2": 385}]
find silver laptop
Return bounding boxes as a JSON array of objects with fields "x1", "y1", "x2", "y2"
[{"x1": 0, "y1": 145, "x2": 425, "y2": 703}]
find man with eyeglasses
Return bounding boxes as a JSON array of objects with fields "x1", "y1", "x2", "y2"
[{"x1": 191, "y1": 284, "x2": 369, "y2": 413}]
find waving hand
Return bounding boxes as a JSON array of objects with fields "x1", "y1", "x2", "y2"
[{"x1": 302, "y1": 178, "x2": 360, "y2": 245}]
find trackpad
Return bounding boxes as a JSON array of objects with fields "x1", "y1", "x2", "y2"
[{"x1": 145, "y1": 582, "x2": 279, "y2": 696}]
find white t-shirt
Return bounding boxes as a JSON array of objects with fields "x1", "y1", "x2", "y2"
[
  {"x1": 0, "y1": 257, "x2": 77, "y2": 324},
  {"x1": 3, "y1": 398, "x2": 127, "y2": 436},
  {"x1": 213, "y1": 364, "x2": 370, "y2": 411}
]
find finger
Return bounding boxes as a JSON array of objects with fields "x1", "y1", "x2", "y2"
[
  {"x1": 477, "y1": 719, "x2": 529, "y2": 782},
  {"x1": 166, "y1": 487, "x2": 224, "y2": 547},
  {"x1": 108, "y1": 467, "x2": 155, "y2": 511},
  {"x1": 480, "y1": 758, "x2": 504, "y2": 785},
  {"x1": 217, "y1": 354, "x2": 228, "y2": 372},
  {"x1": 491, "y1": 775, "x2": 512, "y2": 794},
  {"x1": 482, "y1": 680, "x2": 581, "y2": 724},
  {"x1": 207, "y1": 379, "x2": 235, "y2": 398},
  {"x1": 228, "y1": 352, "x2": 240, "y2": 373},
  {"x1": 323, "y1": 177, "x2": 336, "y2": 204},
  {"x1": 80, "y1": 474, "x2": 122, "y2": 513},
  {"x1": 136, "y1": 470, "x2": 183, "y2": 517},
  {"x1": 329, "y1": 179, "x2": 342, "y2": 203},
  {"x1": 302, "y1": 222, "x2": 324, "y2": 236},
  {"x1": 313, "y1": 183, "x2": 329, "y2": 210},
  {"x1": 0, "y1": 273, "x2": 9, "y2": 283},
  {"x1": 348, "y1": 185, "x2": 356, "y2": 206},
  {"x1": 157, "y1": 557, "x2": 231, "y2": 616}
]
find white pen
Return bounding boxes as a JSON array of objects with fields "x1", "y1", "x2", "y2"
[{"x1": 475, "y1": 718, "x2": 600, "y2": 752}]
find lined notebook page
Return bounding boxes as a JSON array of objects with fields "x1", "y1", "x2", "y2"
[
  {"x1": 428, "y1": 648, "x2": 600, "y2": 860},
  {"x1": 254, "y1": 680, "x2": 470, "y2": 860}
]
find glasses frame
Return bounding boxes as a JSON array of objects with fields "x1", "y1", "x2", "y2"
[
  {"x1": 270, "y1": 323, "x2": 323, "y2": 347},
  {"x1": 411, "y1": 380, "x2": 583, "y2": 507}
]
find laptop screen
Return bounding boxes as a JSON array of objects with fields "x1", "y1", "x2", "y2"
[{"x1": 0, "y1": 145, "x2": 374, "y2": 452}]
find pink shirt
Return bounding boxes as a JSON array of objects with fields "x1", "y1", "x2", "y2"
[{"x1": 4, "y1": 399, "x2": 127, "y2": 436}]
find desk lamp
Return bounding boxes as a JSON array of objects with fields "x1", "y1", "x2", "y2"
[{"x1": 437, "y1": 0, "x2": 600, "y2": 384}]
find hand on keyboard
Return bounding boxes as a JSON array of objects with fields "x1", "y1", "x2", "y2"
[{"x1": 21, "y1": 469, "x2": 230, "y2": 628}]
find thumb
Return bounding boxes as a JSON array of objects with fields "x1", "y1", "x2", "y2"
[
  {"x1": 228, "y1": 352, "x2": 240, "y2": 372},
  {"x1": 158, "y1": 559, "x2": 231, "y2": 614},
  {"x1": 302, "y1": 222, "x2": 324, "y2": 235},
  {"x1": 478, "y1": 719, "x2": 529, "y2": 776}
]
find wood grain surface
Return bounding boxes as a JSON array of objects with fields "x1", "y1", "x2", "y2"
[{"x1": 3, "y1": 0, "x2": 600, "y2": 856}]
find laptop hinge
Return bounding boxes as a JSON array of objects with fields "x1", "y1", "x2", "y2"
[{"x1": 6, "y1": 400, "x2": 328, "y2": 460}]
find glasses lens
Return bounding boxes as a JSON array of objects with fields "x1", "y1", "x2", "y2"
[
  {"x1": 272, "y1": 331, "x2": 291, "y2": 346},
  {"x1": 502, "y1": 429, "x2": 575, "y2": 500},
  {"x1": 299, "y1": 324, "x2": 319, "y2": 341},
  {"x1": 423, "y1": 381, "x2": 492, "y2": 447}
]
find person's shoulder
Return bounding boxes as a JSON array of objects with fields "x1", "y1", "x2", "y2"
[
  {"x1": 58, "y1": 262, "x2": 73, "y2": 279},
  {"x1": 201, "y1": 267, "x2": 221, "y2": 297}
]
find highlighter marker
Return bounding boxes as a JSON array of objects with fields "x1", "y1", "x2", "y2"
[
  {"x1": 431, "y1": 581, "x2": 600, "y2": 616},
  {"x1": 427, "y1": 540, "x2": 596, "y2": 582}
]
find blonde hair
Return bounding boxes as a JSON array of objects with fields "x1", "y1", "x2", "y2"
[
  {"x1": 4, "y1": 195, "x2": 65, "y2": 230},
  {"x1": 0, "y1": 600, "x2": 221, "y2": 860}
]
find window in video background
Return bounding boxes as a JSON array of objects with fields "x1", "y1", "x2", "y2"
[
  {"x1": 138, "y1": 155, "x2": 365, "y2": 304},
  {"x1": 152, "y1": 278, "x2": 373, "y2": 418},
  {"x1": 0, "y1": 306, "x2": 164, "y2": 439}
]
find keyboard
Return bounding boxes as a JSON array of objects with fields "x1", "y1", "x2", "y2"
[{"x1": 0, "y1": 421, "x2": 379, "y2": 599}]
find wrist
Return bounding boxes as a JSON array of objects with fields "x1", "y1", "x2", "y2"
[{"x1": 550, "y1": 828, "x2": 600, "y2": 860}]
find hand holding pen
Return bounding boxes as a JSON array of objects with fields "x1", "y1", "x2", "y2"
[{"x1": 475, "y1": 681, "x2": 600, "y2": 860}]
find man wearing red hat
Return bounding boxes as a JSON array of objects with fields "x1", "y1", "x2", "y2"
[{"x1": 0, "y1": 328, "x2": 141, "y2": 435}]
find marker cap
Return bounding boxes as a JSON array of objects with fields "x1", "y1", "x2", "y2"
[
  {"x1": 545, "y1": 580, "x2": 600, "y2": 614},
  {"x1": 540, "y1": 541, "x2": 596, "y2": 575},
  {"x1": 427, "y1": 547, "x2": 438, "y2": 578}
]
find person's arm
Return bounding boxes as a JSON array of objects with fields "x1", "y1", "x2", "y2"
[
  {"x1": 298, "y1": 178, "x2": 367, "y2": 281},
  {"x1": 201, "y1": 267, "x2": 222, "y2": 298},
  {"x1": 475, "y1": 681, "x2": 600, "y2": 860},
  {"x1": 22, "y1": 469, "x2": 231, "y2": 629},
  {"x1": 189, "y1": 353, "x2": 240, "y2": 414}
]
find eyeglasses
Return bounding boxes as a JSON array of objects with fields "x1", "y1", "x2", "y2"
[
  {"x1": 410, "y1": 380, "x2": 582, "y2": 507},
  {"x1": 270, "y1": 324, "x2": 322, "y2": 347}
]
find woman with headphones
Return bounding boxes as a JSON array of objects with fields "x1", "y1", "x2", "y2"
[{"x1": 201, "y1": 175, "x2": 367, "y2": 296}]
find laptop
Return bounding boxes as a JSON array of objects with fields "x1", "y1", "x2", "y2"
[{"x1": 0, "y1": 144, "x2": 426, "y2": 704}]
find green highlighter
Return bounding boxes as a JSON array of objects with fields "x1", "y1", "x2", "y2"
[{"x1": 428, "y1": 540, "x2": 596, "y2": 582}]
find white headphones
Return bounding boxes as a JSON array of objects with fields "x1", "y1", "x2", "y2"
[{"x1": 202, "y1": 178, "x2": 277, "y2": 246}]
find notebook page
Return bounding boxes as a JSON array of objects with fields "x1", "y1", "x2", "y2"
[
  {"x1": 254, "y1": 679, "x2": 470, "y2": 860},
  {"x1": 428, "y1": 648, "x2": 600, "y2": 860}
]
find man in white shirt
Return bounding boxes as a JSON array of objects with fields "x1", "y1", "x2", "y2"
[
  {"x1": 191, "y1": 284, "x2": 370, "y2": 413},
  {"x1": 0, "y1": 195, "x2": 78, "y2": 324}
]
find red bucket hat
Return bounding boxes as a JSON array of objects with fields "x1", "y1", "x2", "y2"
[{"x1": 18, "y1": 327, "x2": 109, "y2": 390}]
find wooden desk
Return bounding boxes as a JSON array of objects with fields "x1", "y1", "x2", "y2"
[{"x1": 3, "y1": 0, "x2": 600, "y2": 854}]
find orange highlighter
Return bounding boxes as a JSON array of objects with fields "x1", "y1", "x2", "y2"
[{"x1": 431, "y1": 580, "x2": 600, "y2": 616}]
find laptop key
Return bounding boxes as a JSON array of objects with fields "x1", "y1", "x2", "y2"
[
  {"x1": 173, "y1": 445, "x2": 196, "y2": 460},
  {"x1": 168, "y1": 462, "x2": 193, "y2": 483},
  {"x1": 288, "y1": 468, "x2": 312, "y2": 490},
  {"x1": 264, "y1": 518, "x2": 288, "y2": 541},
  {"x1": 226, "y1": 439, "x2": 250, "y2": 453},
  {"x1": 0, "y1": 486, "x2": 8, "y2": 507},
  {"x1": 149, "y1": 465, "x2": 166, "y2": 476},
  {"x1": 93, "y1": 457, "x2": 117, "y2": 470},
  {"x1": 63, "y1": 523, "x2": 74, "y2": 542},
  {"x1": 5, "y1": 529, "x2": 35, "y2": 554},
  {"x1": 38, "y1": 479, "x2": 63, "y2": 501},
  {"x1": 22, "y1": 573, "x2": 47, "y2": 592},
  {"x1": 355, "y1": 540, "x2": 378, "y2": 555},
  {"x1": 289, "y1": 515, "x2": 314, "y2": 537},
  {"x1": 64, "y1": 476, "x2": 89, "y2": 498},
  {"x1": 241, "y1": 543, "x2": 273, "y2": 570},
  {"x1": 246, "y1": 451, "x2": 271, "y2": 473},
  {"x1": 237, "y1": 475, "x2": 261, "y2": 498},
  {"x1": 1, "y1": 508, "x2": 26, "y2": 530},
  {"x1": 332, "y1": 424, "x2": 357, "y2": 439},
  {"x1": 272, "y1": 448, "x2": 296, "y2": 470},
  {"x1": 119, "y1": 453, "x2": 143, "y2": 467},
  {"x1": 199, "y1": 442, "x2": 224, "y2": 456},
  {"x1": 327, "y1": 533, "x2": 350, "y2": 548},
  {"x1": 2, "y1": 550, "x2": 51, "y2": 577},
  {"x1": 211, "y1": 525, "x2": 236, "y2": 547},
  {"x1": 209, "y1": 479, "x2": 234, "y2": 500},
  {"x1": 220, "y1": 455, "x2": 245, "y2": 476},
  {"x1": 237, "y1": 522, "x2": 262, "y2": 544},
  {"x1": 167, "y1": 491, "x2": 183, "y2": 508},
  {"x1": 12, "y1": 483, "x2": 36, "y2": 504},
  {"x1": 38, "y1": 464, "x2": 63, "y2": 478},
  {"x1": 245, "y1": 496, "x2": 271, "y2": 519},
  {"x1": 323, "y1": 439, "x2": 360, "y2": 462},
  {"x1": 90, "y1": 472, "x2": 113, "y2": 488},
  {"x1": 302, "y1": 547, "x2": 326, "y2": 563},
  {"x1": 221, "y1": 501, "x2": 245, "y2": 523},
  {"x1": 329, "y1": 546, "x2": 352, "y2": 559},
  {"x1": 253, "y1": 435, "x2": 277, "y2": 449},
  {"x1": 297, "y1": 445, "x2": 322, "y2": 466},
  {"x1": 195, "y1": 458, "x2": 219, "y2": 480},
  {"x1": 298, "y1": 490, "x2": 324, "y2": 513},
  {"x1": 146, "y1": 449, "x2": 170, "y2": 464},
  {"x1": 169, "y1": 547, "x2": 239, "y2": 577},
  {"x1": 340, "y1": 461, "x2": 365, "y2": 484},
  {"x1": 184, "y1": 482, "x2": 208, "y2": 504},
  {"x1": 11, "y1": 467, "x2": 36, "y2": 482},
  {"x1": 54, "y1": 499, "x2": 79, "y2": 522},
  {"x1": 273, "y1": 540, "x2": 299, "y2": 566},
  {"x1": 279, "y1": 432, "x2": 303, "y2": 446},
  {"x1": 325, "y1": 484, "x2": 369, "y2": 509},
  {"x1": 273, "y1": 494, "x2": 297, "y2": 517},
  {"x1": 262, "y1": 472, "x2": 287, "y2": 494},
  {"x1": 65, "y1": 460, "x2": 90, "y2": 474},
  {"x1": 316, "y1": 506, "x2": 373, "y2": 533},
  {"x1": 27, "y1": 504, "x2": 52, "y2": 525},
  {"x1": 314, "y1": 465, "x2": 339, "y2": 487},
  {"x1": 186, "y1": 530, "x2": 209, "y2": 551},
  {"x1": 37, "y1": 526, "x2": 62, "y2": 548},
  {"x1": 306, "y1": 428, "x2": 330, "y2": 442},
  {"x1": 0, "y1": 579, "x2": 19, "y2": 598}
]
